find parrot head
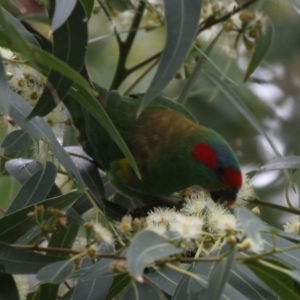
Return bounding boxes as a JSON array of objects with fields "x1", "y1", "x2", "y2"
[{"x1": 191, "y1": 140, "x2": 242, "y2": 206}]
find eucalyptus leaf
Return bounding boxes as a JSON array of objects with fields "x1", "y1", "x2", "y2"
[
  {"x1": 5, "y1": 159, "x2": 42, "y2": 184},
  {"x1": 145, "y1": 266, "x2": 184, "y2": 296},
  {"x1": 244, "y1": 20, "x2": 273, "y2": 81},
  {"x1": 140, "y1": 0, "x2": 202, "y2": 111},
  {"x1": 80, "y1": 259, "x2": 115, "y2": 281},
  {"x1": 205, "y1": 247, "x2": 237, "y2": 300},
  {"x1": 37, "y1": 259, "x2": 75, "y2": 284},
  {"x1": 205, "y1": 71, "x2": 282, "y2": 159},
  {"x1": 0, "y1": 191, "x2": 82, "y2": 243},
  {"x1": 259, "y1": 156, "x2": 300, "y2": 171},
  {"x1": 0, "y1": 54, "x2": 9, "y2": 113},
  {"x1": 8, "y1": 90, "x2": 85, "y2": 189},
  {"x1": 6, "y1": 162, "x2": 57, "y2": 215},
  {"x1": 1, "y1": 130, "x2": 31, "y2": 153},
  {"x1": 29, "y1": 0, "x2": 88, "y2": 118},
  {"x1": 127, "y1": 230, "x2": 182, "y2": 278},
  {"x1": 245, "y1": 259, "x2": 300, "y2": 300},
  {"x1": 0, "y1": 242, "x2": 64, "y2": 274},
  {"x1": 51, "y1": 0, "x2": 77, "y2": 31},
  {"x1": 105, "y1": 273, "x2": 131, "y2": 300}
]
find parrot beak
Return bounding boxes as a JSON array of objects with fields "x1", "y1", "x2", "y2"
[{"x1": 210, "y1": 187, "x2": 238, "y2": 207}]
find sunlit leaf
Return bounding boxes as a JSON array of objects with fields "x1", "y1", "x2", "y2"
[
  {"x1": 244, "y1": 20, "x2": 273, "y2": 81},
  {"x1": 140, "y1": 0, "x2": 202, "y2": 111},
  {"x1": 127, "y1": 230, "x2": 182, "y2": 278}
]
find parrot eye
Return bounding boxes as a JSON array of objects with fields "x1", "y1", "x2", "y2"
[
  {"x1": 210, "y1": 187, "x2": 238, "y2": 207},
  {"x1": 215, "y1": 165, "x2": 226, "y2": 180}
]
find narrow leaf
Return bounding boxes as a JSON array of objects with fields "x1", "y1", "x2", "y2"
[
  {"x1": 106, "y1": 273, "x2": 131, "y2": 300},
  {"x1": 0, "y1": 191, "x2": 82, "y2": 243},
  {"x1": 5, "y1": 159, "x2": 42, "y2": 184},
  {"x1": 37, "y1": 259, "x2": 75, "y2": 284},
  {"x1": 245, "y1": 259, "x2": 300, "y2": 300},
  {"x1": 8, "y1": 90, "x2": 85, "y2": 189},
  {"x1": 0, "y1": 54, "x2": 9, "y2": 113},
  {"x1": 6, "y1": 162, "x2": 57, "y2": 215},
  {"x1": 127, "y1": 230, "x2": 182, "y2": 278},
  {"x1": 205, "y1": 71, "x2": 282, "y2": 158},
  {"x1": 260, "y1": 156, "x2": 300, "y2": 171},
  {"x1": 51, "y1": 0, "x2": 77, "y2": 31},
  {"x1": 205, "y1": 248, "x2": 237, "y2": 300},
  {"x1": 140, "y1": 0, "x2": 202, "y2": 111},
  {"x1": 1, "y1": 130, "x2": 31, "y2": 153},
  {"x1": 244, "y1": 20, "x2": 273, "y2": 81},
  {"x1": 178, "y1": 28, "x2": 224, "y2": 105},
  {"x1": 29, "y1": 0, "x2": 87, "y2": 118},
  {"x1": 0, "y1": 242, "x2": 64, "y2": 274}
]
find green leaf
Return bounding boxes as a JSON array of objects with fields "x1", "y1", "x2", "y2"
[
  {"x1": 0, "y1": 191, "x2": 82, "y2": 243},
  {"x1": 245, "y1": 259, "x2": 300, "y2": 300},
  {"x1": 29, "y1": 0, "x2": 88, "y2": 118},
  {"x1": 8, "y1": 90, "x2": 85, "y2": 189},
  {"x1": 1, "y1": 130, "x2": 32, "y2": 153},
  {"x1": 178, "y1": 28, "x2": 224, "y2": 105},
  {"x1": 262, "y1": 232, "x2": 300, "y2": 271},
  {"x1": 106, "y1": 273, "x2": 131, "y2": 300},
  {"x1": 145, "y1": 266, "x2": 184, "y2": 296},
  {"x1": 0, "y1": 242, "x2": 65, "y2": 274},
  {"x1": 118, "y1": 280, "x2": 164, "y2": 300},
  {"x1": 205, "y1": 71, "x2": 282, "y2": 159},
  {"x1": 65, "y1": 146, "x2": 105, "y2": 209},
  {"x1": 127, "y1": 230, "x2": 182, "y2": 278},
  {"x1": 80, "y1": 259, "x2": 115, "y2": 281},
  {"x1": 68, "y1": 86, "x2": 141, "y2": 180},
  {"x1": 51, "y1": 0, "x2": 77, "y2": 31},
  {"x1": 244, "y1": 19, "x2": 273, "y2": 81},
  {"x1": 37, "y1": 259, "x2": 75, "y2": 284},
  {"x1": 6, "y1": 162, "x2": 57, "y2": 215},
  {"x1": 38, "y1": 283, "x2": 59, "y2": 300},
  {"x1": 73, "y1": 276, "x2": 114, "y2": 300},
  {"x1": 0, "y1": 54, "x2": 9, "y2": 114},
  {"x1": 259, "y1": 156, "x2": 300, "y2": 171},
  {"x1": 229, "y1": 264, "x2": 277, "y2": 299},
  {"x1": 140, "y1": 0, "x2": 202, "y2": 111},
  {"x1": 205, "y1": 248, "x2": 237, "y2": 300},
  {"x1": 0, "y1": 8, "x2": 40, "y2": 47},
  {"x1": 5, "y1": 159, "x2": 42, "y2": 183}
]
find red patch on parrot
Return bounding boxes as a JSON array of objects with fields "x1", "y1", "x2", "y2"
[
  {"x1": 192, "y1": 143, "x2": 217, "y2": 170},
  {"x1": 224, "y1": 167, "x2": 242, "y2": 189}
]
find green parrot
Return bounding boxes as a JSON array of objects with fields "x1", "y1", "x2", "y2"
[{"x1": 65, "y1": 88, "x2": 242, "y2": 207}]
